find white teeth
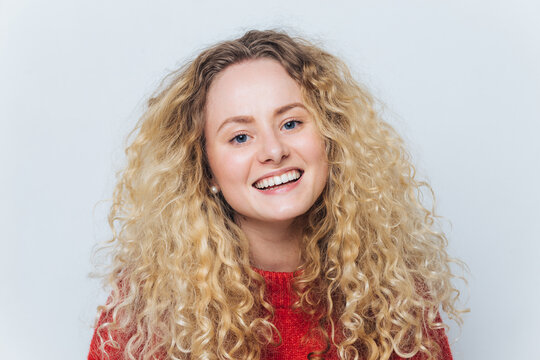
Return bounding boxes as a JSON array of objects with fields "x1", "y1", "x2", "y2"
[{"x1": 254, "y1": 170, "x2": 302, "y2": 189}]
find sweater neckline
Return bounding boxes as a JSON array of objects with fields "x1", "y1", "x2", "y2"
[{"x1": 252, "y1": 267, "x2": 299, "y2": 308}]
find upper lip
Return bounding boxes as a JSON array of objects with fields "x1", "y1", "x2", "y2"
[{"x1": 252, "y1": 167, "x2": 303, "y2": 185}]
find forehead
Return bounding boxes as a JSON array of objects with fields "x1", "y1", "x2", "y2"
[{"x1": 205, "y1": 58, "x2": 303, "y2": 126}]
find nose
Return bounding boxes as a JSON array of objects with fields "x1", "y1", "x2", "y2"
[{"x1": 257, "y1": 128, "x2": 289, "y2": 164}]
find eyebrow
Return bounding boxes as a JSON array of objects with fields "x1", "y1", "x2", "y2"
[
  {"x1": 216, "y1": 102, "x2": 307, "y2": 134},
  {"x1": 275, "y1": 102, "x2": 306, "y2": 116}
]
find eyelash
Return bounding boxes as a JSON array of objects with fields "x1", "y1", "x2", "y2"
[
  {"x1": 282, "y1": 119, "x2": 302, "y2": 130},
  {"x1": 228, "y1": 120, "x2": 303, "y2": 144},
  {"x1": 230, "y1": 133, "x2": 250, "y2": 144}
]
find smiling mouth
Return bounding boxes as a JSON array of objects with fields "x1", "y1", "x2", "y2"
[{"x1": 253, "y1": 169, "x2": 303, "y2": 190}]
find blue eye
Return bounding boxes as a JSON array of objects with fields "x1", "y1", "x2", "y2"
[
  {"x1": 232, "y1": 134, "x2": 249, "y2": 144},
  {"x1": 283, "y1": 120, "x2": 300, "y2": 130}
]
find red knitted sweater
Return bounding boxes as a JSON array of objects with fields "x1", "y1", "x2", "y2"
[{"x1": 88, "y1": 268, "x2": 453, "y2": 360}]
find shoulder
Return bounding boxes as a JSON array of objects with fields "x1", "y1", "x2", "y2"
[
  {"x1": 87, "y1": 295, "x2": 133, "y2": 360},
  {"x1": 88, "y1": 309, "x2": 124, "y2": 360}
]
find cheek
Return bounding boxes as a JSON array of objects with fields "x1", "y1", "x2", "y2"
[
  {"x1": 209, "y1": 147, "x2": 253, "y2": 187},
  {"x1": 299, "y1": 130, "x2": 328, "y2": 165},
  {"x1": 304, "y1": 133, "x2": 329, "y2": 185}
]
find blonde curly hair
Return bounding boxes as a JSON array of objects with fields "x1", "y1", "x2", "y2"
[{"x1": 94, "y1": 29, "x2": 465, "y2": 360}]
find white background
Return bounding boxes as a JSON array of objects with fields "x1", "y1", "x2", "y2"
[{"x1": 1, "y1": 0, "x2": 539, "y2": 359}]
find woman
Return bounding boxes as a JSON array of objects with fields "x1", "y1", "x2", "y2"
[{"x1": 88, "y1": 29, "x2": 464, "y2": 360}]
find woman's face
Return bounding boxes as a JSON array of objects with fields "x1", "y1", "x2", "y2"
[{"x1": 204, "y1": 58, "x2": 329, "y2": 225}]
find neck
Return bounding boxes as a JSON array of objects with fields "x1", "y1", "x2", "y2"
[{"x1": 237, "y1": 215, "x2": 303, "y2": 272}]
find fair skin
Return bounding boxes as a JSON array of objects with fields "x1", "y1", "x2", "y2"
[{"x1": 204, "y1": 58, "x2": 329, "y2": 272}]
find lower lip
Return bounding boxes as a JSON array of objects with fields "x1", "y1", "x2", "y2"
[{"x1": 253, "y1": 175, "x2": 302, "y2": 195}]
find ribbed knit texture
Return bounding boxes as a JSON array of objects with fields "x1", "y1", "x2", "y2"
[
  {"x1": 253, "y1": 268, "x2": 453, "y2": 360},
  {"x1": 253, "y1": 267, "x2": 339, "y2": 359},
  {"x1": 88, "y1": 268, "x2": 453, "y2": 359}
]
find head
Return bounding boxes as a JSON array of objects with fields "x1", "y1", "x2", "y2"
[
  {"x1": 142, "y1": 30, "x2": 365, "y2": 228},
  {"x1": 204, "y1": 58, "x2": 329, "y2": 228}
]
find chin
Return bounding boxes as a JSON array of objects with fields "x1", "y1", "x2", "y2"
[{"x1": 260, "y1": 208, "x2": 309, "y2": 223}]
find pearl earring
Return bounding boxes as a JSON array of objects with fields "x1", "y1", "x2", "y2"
[{"x1": 210, "y1": 185, "x2": 219, "y2": 194}]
